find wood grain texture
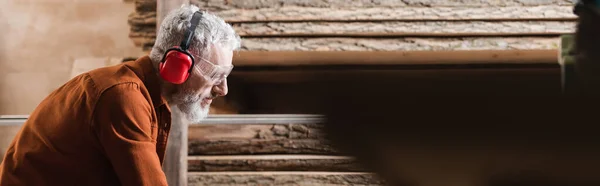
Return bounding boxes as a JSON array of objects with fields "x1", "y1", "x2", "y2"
[
  {"x1": 163, "y1": 112, "x2": 188, "y2": 186},
  {"x1": 189, "y1": 138, "x2": 337, "y2": 155},
  {"x1": 232, "y1": 21, "x2": 575, "y2": 36},
  {"x1": 189, "y1": 124, "x2": 324, "y2": 140},
  {"x1": 217, "y1": 6, "x2": 576, "y2": 22},
  {"x1": 241, "y1": 37, "x2": 560, "y2": 51},
  {"x1": 188, "y1": 172, "x2": 384, "y2": 186},
  {"x1": 191, "y1": 0, "x2": 574, "y2": 10},
  {"x1": 135, "y1": 0, "x2": 156, "y2": 12},
  {"x1": 188, "y1": 123, "x2": 336, "y2": 155},
  {"x1": 128, "y1": 6, "x2": 576, "y2": 24},
  {"x1": 128, "y1": 11, "x2": 155, "y2": 26},
  {"x1": 188, "y1": 155, "x2": 365, "y2": 172}
]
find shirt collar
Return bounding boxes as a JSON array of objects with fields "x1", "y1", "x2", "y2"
[{"x1": 126, "y1": 56, "x2": 170, "y2": 111}]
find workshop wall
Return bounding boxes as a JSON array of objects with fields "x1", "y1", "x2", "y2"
[{"x1": 0, "y1": 0, "x2": 144, "y2": 115}]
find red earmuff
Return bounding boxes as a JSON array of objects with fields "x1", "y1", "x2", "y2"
[
  {"x1": 159, "y1": 48, "x2": 195, "y2": 84},
  {"x1": 158, "y1": 11, "x2": 203, "y2": 84}
]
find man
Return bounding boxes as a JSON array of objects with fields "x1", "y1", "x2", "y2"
[{"x1": 0, "y1": 4, "x2": 240, "y2": 186}]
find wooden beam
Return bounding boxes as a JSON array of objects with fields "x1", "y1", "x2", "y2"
[
  {"x1": 131, "y1": 36, "x2": 562, "y2": 53},
  {"x1": 131, "y1": 21, "x2": 575, "y2": 38},
  {"x1": 188, "y1": 123, "x2": 336, "y2": 155},
  {"x1": 191, "y1": 0, "x2": 573, "y2": 10},
  {"x1": 217, "y1": 6, "x2": 577, "y2": 23},
  {"x1": 189, "y1": 138, "x2": 338, "y2": 155},
  {"x1": 239, "y1": 37, "x2": 560, "y2": 52},
  {"x1": 188, "y1": 155, "x2": 365, "y2": 172},
  {"x1": 135, "y1": 0, "x2": 156, "y2": 12},
  {"x1": 231, "y1": 21, "x2": 575, "y2": 37},
  {"x1": 188, "y1": 172, "x2": 384, "y2": 186},
  {"x1": 232, "y1": 50, "x2": 559, "y2": 66},
  {"x1": 156, "y1": 1, "x2": 190, "y2": 185},
  {"x1": 163, "y1": 111, "x2": 188, "y2": 186},
  {"x1": 156, "y1": 0, "x2": 188, "y2": 30},
  {"x1": 189, "y1": 123, "x2": 324, "y2": 140},
  {"x1": 129, "y1": 6, "x2": 576, "y2": 24}
]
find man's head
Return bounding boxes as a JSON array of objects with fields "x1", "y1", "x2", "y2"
[{"x1": 149, "y1": 4, "x2": 241, "y2": 123}]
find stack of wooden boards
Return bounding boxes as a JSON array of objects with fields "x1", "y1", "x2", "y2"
[
  {"x1": 187, "y1": 118, "x2": 384, "y2": 185},
  {"x1": 127, "y1": 0, "x2": 579, "y2": 185},
  {"x1": 129, "y1": 0, "x2": 577, "y2": 52}
]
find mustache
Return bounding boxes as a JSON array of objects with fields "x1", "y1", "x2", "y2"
[{"x1": 205, "y1": 92, "x2": 218, "y2": 100}]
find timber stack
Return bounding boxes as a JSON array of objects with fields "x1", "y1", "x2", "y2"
[
  {"x1": 127, "y1": 0, "x2": 578, "y2": 185},
  {"x1": 187, "y1": 121, "x2": 384, "y2": 185},
  {"x1": 129, "y1": 0, "x2": 577, "y2": 52}
]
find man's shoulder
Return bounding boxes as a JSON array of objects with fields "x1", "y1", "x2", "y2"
[{"x1": 86, "y1": 62, "x2": 145, "y2": 92}]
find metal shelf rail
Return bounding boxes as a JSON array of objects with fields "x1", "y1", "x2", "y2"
[{"x1": 0, "y1": 114, "x2": 325, "y2": 126}]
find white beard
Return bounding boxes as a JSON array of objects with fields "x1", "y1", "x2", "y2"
[
  {"x1": 171, "y1": 102, "x2": 209, "y2": 124},
  {"x1": 169, "y1": 95, "x2": 210, "y2": 124}
]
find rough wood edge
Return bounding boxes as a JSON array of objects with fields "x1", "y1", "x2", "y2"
[
  {"x1": 189, "y1": 124, "x2": 325, "y2": 141},
  {"x1": 190, "y1": 0, "x2": 574, "y2": 9},
  {"x1": 188, "y1": 139, "x2": 338, "y2": 155},
  {"x1": 236, "y1": 32, "x2": 570, "y2": 37},
  {"x1": 188, "y1": 171, "x2": 385, "y2": 186},
  {"x1": 239, "y1": 37, "x2": 560, "y2": 51},
  {"x1": 128, "y1": 6, "x2": 577, "y2": 23},
  {"x1": 216, "y1": 6, "x2": 577, "y2": 23},
  {"x1": 188, "y1": 155, "x2": 365, "y2": 172}
]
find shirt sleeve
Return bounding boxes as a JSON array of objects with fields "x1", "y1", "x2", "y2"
[{"x1": 92, "y1": 83, "x2": 167, "y2": 186}]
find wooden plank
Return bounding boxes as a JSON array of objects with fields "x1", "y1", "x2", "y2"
[
  {"x1": 189, "y1": 124, "x2": 324, "y2": 140},
  {"x1": 163, "y1": 111, "x2": 188, "y2": 186},
  {"x1": 188, "y1": 172, "x2": 384, "y2": 186},
  {"x1": 135, "y1": 0, "x2": 156, "y2": 12},
  {"x1": 188, "y1": 138, "x2": 338, "y2": 155},
  {"x1": 231, "y1": 21, "x2": 575, "y2": 37},
  {"x1": 130, "y1": 21, "x2": 575, "y2": 38},
  {"x1": 240, "y1": 37, "x2": 560, "y2": 51},
  {"x1": 231, "y1": 50, "x2": 558, "y2": 66},
  {"x1": 128, "y1": 6, "x2": 576, "y2": 24},
  {"x1": 157, "y1": 0, "x2": 188, "y2": 30},
  {"x1": 129, "y1": 32, "x2": 563, "y2": 52},
  {"x1": 188, "y1": 155, "x2": 365, "y2": 172},
  {"x1": 191, "y1": 0, "x2": 574, "y2": 10},
  {"x1": 188, "y1": 123, "x2": 336, "y2": 155},
  {"x1": 217, "y1": 6, "x2": 577, "y2": 23},
  {"x1": 128, "y1": 11, "x2": 155, "y2": 26}
]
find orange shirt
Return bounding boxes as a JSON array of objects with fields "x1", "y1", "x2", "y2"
[{"x1": 0, "y1": 56, "x2": 171, "y2": 186}]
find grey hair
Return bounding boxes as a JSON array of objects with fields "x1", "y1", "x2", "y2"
[{"x1": 149, "y1": 4, "x2": 241, "y2": 66}]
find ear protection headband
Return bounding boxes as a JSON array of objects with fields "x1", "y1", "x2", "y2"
[{"x1": 158, "y1": 11, "x2": 203, "y2": 84}]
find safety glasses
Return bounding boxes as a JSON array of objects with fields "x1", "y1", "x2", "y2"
[{"x1": 194, "y1": 57, "x2": 233, "y2": 85}]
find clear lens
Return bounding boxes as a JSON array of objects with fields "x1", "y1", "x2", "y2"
[{"x1": 194, "y1": 58, "x2": 233, "y2": 85}]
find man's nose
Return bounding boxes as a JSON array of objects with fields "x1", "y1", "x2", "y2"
[{"x1": 212, "y1": 80, "x2": 228, "y2": 97}]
